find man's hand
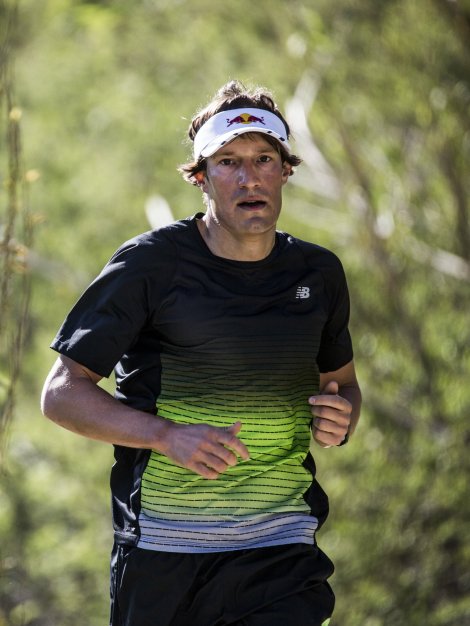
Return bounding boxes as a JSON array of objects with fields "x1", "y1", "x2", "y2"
[
  {"x1": 41, "y1": 356, "x2": 250, "y2": 479},
  {"x1": 308, "y1": 380, "x2": 352, "y2": 448},
  {"x1": 159, "y1": 420, "x2": 250, "y2": 479}
]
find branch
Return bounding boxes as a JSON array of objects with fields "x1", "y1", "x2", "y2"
[
  {"x1": 0, "y1": 0, "x2": 33, "y2": 457},
  {"x1": 285, "y1": 72, "x2": 341, "y2": 201},
  {"x1": 404, "y1": 235, "x2": 470, "y2": 282},
  {"x1": 440, "y1": 144, "x2": 470, "y2": 262},
  {"x1": 433, "y1": 0, "x2": 470, "y2": 56}
]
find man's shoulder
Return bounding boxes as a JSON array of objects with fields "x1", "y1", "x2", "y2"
[
  {"x1": 110, "y1": 215, "x2": 197, "y2": 261},
  {"x1": 280, "y1": 231, "x2": 343, "y2": 269}
]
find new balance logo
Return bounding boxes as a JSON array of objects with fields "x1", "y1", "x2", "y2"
[{"x1": 296, "y1": 286, "x2": 310, "y2": 299}]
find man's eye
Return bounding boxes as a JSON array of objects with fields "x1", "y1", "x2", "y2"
[
  {"x1": 219, "y1": 158, "x2": 234, "y2": 166},
  {"x1": 258, "y1": 155, "x2": 271, "y2": 162}
]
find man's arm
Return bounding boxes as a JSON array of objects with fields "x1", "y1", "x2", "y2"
[
  {"x1": 309, "y1": 359, "x2": 361, "y2": 448},
  {"x1": 41, "y1": 355, "x2": 249, "y2": 478}
]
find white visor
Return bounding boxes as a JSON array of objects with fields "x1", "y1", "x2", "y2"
[{"x1": 193, "y1": 107, "x2": 291, "y2": 160}]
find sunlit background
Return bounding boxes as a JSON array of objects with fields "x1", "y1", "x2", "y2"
[{"x1": 1, "y1": 1, "x2": 469, "y2": 624}]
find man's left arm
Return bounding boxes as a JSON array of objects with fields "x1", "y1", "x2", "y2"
[{"x1": 309, "y1": 359, "x2": 362, "y2": 448}]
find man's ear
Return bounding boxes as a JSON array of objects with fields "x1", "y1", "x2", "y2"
[
  {"x1": 194, "y1": 172, "x2": 206, "y2": 188},
  {"x1": 281, "y1": 163, "x2": 293, "y2": 183}
]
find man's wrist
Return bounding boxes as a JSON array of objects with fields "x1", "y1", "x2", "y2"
[{"x1": 149, "y1": 415, "x2": 176, "y2": 454}]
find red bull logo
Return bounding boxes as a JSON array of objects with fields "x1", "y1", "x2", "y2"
[{"x1": 226, "y1": 112, "x2": 265, "y2": 127}]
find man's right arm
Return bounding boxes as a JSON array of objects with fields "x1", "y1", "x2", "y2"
[{"x1": 41, "y1": 355, "x2": 249, "y2": 479}]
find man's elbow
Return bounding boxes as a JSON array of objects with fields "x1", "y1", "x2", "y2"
[
  {"x1": 40, "y1": 371, "x2": 67, "y2": 425},
  {"x1": 40, "y1": 382, "x2": 56, "y2": 421}
]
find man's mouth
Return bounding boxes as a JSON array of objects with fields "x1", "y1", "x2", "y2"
[{"x1": 237, "y1": 199, "x2": 267, "y2": 210}]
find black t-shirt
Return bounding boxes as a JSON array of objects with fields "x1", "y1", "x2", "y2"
[{"x1": 52, "y1": 214, "x2": 353, "y2": 551}]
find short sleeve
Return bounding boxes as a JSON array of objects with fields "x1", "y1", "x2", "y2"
[
  {"x1": 316, "y1": 254, "x2": 354, "y2": 373},
  {"x1": 51, "y1": 234, "x2": 175, "y2": 377}
]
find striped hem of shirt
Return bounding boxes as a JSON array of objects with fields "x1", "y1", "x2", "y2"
[{"x1": 136, "y1": 511, "x2": 318, "y2": 553}]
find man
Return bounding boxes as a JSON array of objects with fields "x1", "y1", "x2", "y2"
[{"x1": 41, "y1": 81, "x2": 361, "y2": 626}]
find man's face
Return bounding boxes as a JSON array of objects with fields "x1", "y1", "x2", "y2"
[{"x1": 197, "y1": 134, "x2": 292, "y2": 239}]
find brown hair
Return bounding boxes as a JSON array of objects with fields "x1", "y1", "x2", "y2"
[{"x1": 178, "y1": 80, "x2": 302, "y2": 185}]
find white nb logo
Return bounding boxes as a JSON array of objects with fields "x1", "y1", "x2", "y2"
[{"x1": 296, "y1": 286, "x2": 310, "y2": 299}]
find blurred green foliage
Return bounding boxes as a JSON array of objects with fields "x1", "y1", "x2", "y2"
[{"x1": 1, "y1": 0, "x2": 469, "y2": 624}]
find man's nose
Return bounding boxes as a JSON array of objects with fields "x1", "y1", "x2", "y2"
[{"x1": 238, "y1": 162, "x2": 260, "y2": 188}]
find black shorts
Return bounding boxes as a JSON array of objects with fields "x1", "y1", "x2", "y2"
[{"x1": 110, "y1": 542, "x2": 335, "y2": 626}]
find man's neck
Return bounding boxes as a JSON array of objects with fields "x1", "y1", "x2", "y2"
[{"x1": 197, "y1": 217, "x2": 276, "y2": 262}]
